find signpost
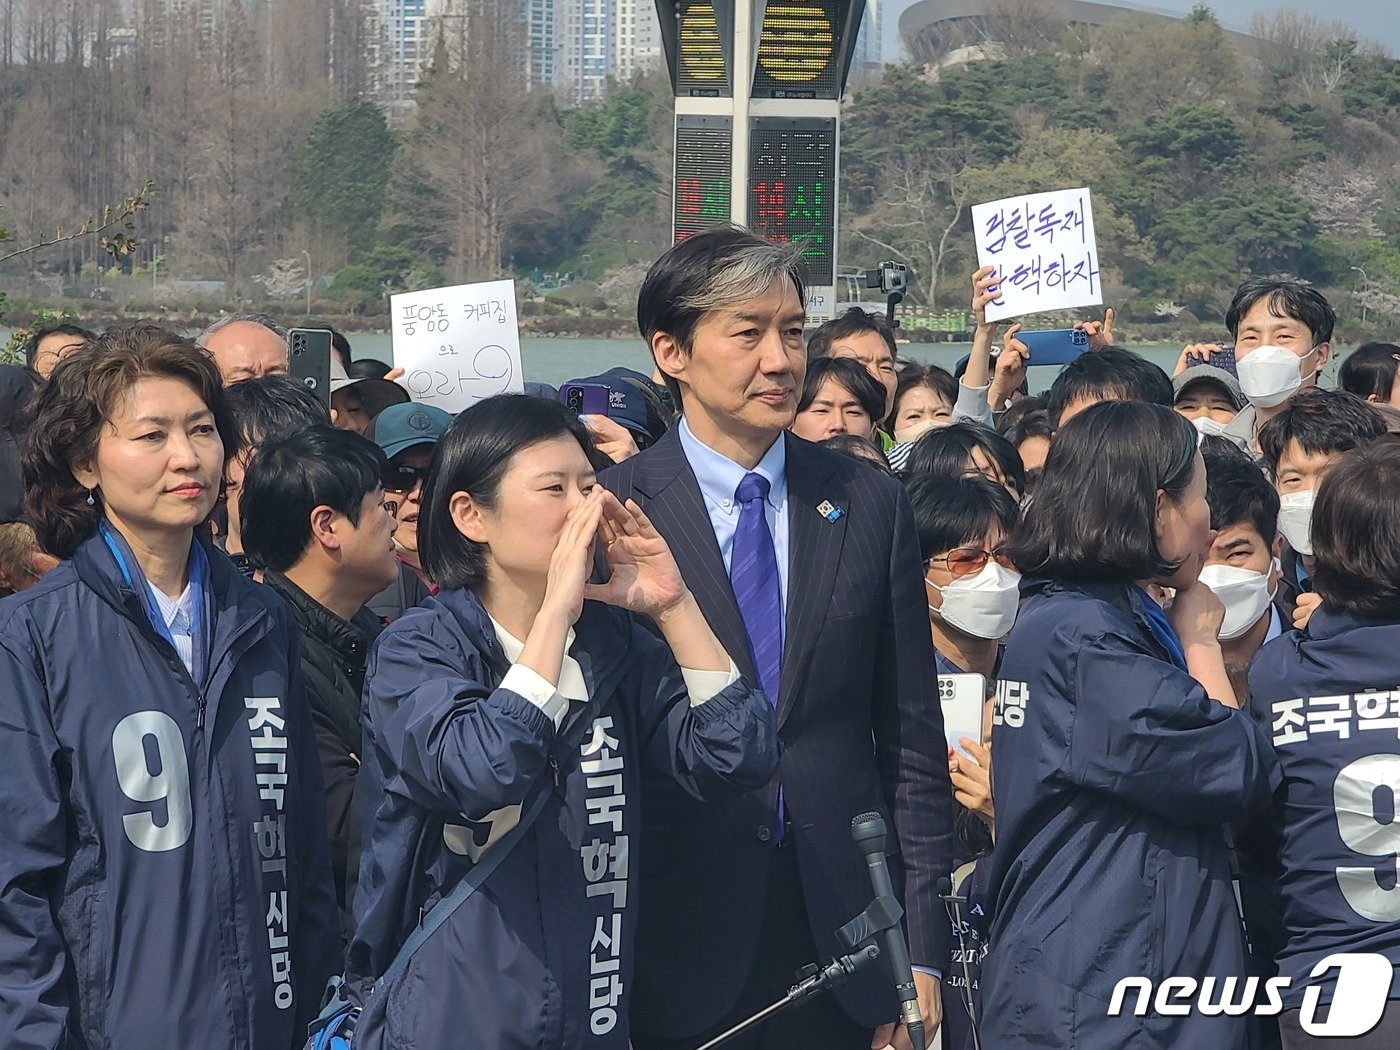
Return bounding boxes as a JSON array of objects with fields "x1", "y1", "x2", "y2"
[{"x1": 658, "y1": 1, "x2": 867, "y2": 323}]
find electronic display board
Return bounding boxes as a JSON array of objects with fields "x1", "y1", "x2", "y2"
[
  {"x1": 675, "y1": 0, "x2": 731, "y2": 96},
  {"x1": 673, "y1": 115, "x2": 733, "y2": 243},
  {"x1": 747, "y1": 117, "x2": 836, "y2": 284},
  {"x1": 752, "y1": 1, "x2": 844, "y2": 99}
]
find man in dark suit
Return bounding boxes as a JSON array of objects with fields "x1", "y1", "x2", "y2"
[{"x1": 604, "y1": 228, "x2": 952, "y2": 1050}]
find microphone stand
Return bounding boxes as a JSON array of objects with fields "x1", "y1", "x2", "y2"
[
  {"x1": 940, "y1": 876, "x2": 983, "y2": 1050},
  {"x1": 692, "y1": 944, "x2": 881, "y2": 1050}
]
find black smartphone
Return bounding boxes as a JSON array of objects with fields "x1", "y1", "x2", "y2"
[
  {"x1": 288, "y1": 328, "x2": 333, "y2": 407},
  {"x1": 559, "y1": 382, "x2": 610, "y2": 417},
  {"x1": 1185, "y1": 344, "x2": 1238, "y2": 377}
]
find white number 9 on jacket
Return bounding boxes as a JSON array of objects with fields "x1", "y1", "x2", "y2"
[{"x1": 112, "y1": 710, "x2": 193, "y2": 852}]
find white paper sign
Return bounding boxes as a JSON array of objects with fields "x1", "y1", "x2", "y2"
[
  {"x1": 972, "y1": 187, "x2": 1101, "y2": 323},
  {"x1": 390, "y1": 280, "x2": 523, "y2": 414}
]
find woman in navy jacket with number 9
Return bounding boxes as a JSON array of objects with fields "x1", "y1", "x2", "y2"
[
  {"x1": 0, "y1": 326, "x2": 339, "y2": 1050},
  {"x1": 979, "y1": 402, "x2": 1278, "y2": 1050}
]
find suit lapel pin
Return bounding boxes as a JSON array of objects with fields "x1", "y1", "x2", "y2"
[{"x1": 817, "y1": 499, "x2": 844, "y2": 523}]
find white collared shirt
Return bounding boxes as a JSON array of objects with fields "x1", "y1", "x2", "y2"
[
  {"x1": 490, "y1": 616, "x2": 739, "y2": 730},
  {"x1": 147, "y1": 580, "x2": 196, "y2": 678},
  {"x1": 676, "y1": 416, "x2": 790, "y2": 613}
]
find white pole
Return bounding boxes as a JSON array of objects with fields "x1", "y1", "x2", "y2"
[
  {"x1": 730, "y1": 0, "x2": 753, "y2": 229},
  {"x1": 303, "y1": 249, "x2": 313, "y2": 317}
]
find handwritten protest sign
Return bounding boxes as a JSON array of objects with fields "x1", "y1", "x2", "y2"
[
  {"x1": 972, "y1": 187, "x2": 1101, "y2": 323},
  {"x1": 390, "y1": 280, "x2": 523, "y2": 414}
]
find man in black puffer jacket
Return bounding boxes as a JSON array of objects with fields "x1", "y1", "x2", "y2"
[{"x1": 239, "y1": 424, "x2": 400, "y2": 933}]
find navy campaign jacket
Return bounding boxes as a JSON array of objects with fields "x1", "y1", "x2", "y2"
[
  {"x1": 1248, "y1": 608, "x2": 1400, "y2": 1010},
  {"x1": 979, "y1": 579, "x2": 1278, "y2": 1049},
  {"x1": 0, "y1": 531, "x2": 339, "y2": 1049},
  {"x1": 346, "y1": 589, "x2": 778, "y2": 1050}
]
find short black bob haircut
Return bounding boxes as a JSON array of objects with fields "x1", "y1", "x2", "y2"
[
  {"x1": 1201, "y1": 435, "x2": 1278, "y2": 544},
  {"x1": 904, "y1": 472, "x2": 1020, "y2": 564},
  {"x1": 805, "y1": 307, "x2": 897, "y2": 362},
  {"x1": 1004, "y1": 401, "x2": 1198, "y2": 583},
  {"x1": 1338, "y1": 342, "x2": 1400, "y2": 403},
  {"x1": 1225, "y1": 275, "x2": 1335, "y2": 346},
  {"x1": 1044, "y1": 347, "x2": 1174, "y2": 430},
  {"x1": 996, "y1": 395, "x2": 1052, "y2": 447},
  {"x1": 239, "y1": 424, "x2": 388, "y2": 574},
  {"x1": 222, "y1": 372, "x2": 331, "y2": 454},
  {"x1": 1311, "y1": 438, "x2": 1400, "y2": 620},
  {"x1": 637, "y1": 226, "x2": 806, "y2": 409},
  {"x1": 349, "y1": 358, "x2": 393, "y2": 381},
  {"x1": 902, "y1": 421, "x2": 1026, "y2": 497},
  {"x1": 820, "y1": 433, "x2": 892, "y2": 474},
  {"x1": 798, "y1": 356, "x2": 886, "y2": 422},
  {"x1": 420, "y1": 394, "x2": 595, "y2": 591},
  {"x1": 1256, "y1": 388, "x2": 1385, "y2": 476}
]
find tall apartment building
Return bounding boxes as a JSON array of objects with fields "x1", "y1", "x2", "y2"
[
  {"x1": 364, "y1": 0, "x2": 662, "y2": 113},
  {"x1": 853, "y1": 0, "x2": 884, "y2": 76},
  {"x1": 613, "y1": 0, "x2": 663, "y2": 83},
  {"x1": 557, "y1": 0, "x2": 662, "y2": 102},
  {"x1": 524, "y1": 0, "x2": 560, "y2": 86},
  {"x1": 379, "y1": 0, "x2": 430, "y2": 117}
]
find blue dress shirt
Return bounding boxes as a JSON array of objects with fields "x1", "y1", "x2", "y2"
[{"x1": 676, "y1": 416, "x2": 790, "y2": 615}]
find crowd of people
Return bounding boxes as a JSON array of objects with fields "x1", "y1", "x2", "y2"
[{"x1": 1, "y1": 226, "x2": 1398, "y2": 1050}]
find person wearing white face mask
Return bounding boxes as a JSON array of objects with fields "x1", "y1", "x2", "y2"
[
  {"x1": 1173, "y1": 365, "x2": 1248, "y2": 447},
  {"x1": 1212, "y1": 277, "x2": 1336, "y2": 451},
  {"x1": 907, "y1": 474, "x2": 1021, "y2": 681},
  {"x1": 1197, "y1": 435, "x2": 1294, "y2": 1050},
  {"x1": 904, "y1": 471, "x2": 1020, "y2": 1050},
  {"x1": 1257, "y1": 390, "x2": 1386, "y2": 629},
  {"x1": 1198, "y1": 438, "x2": 1286, "y2": 703}
]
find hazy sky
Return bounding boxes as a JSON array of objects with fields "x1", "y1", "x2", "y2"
[
  {"x1": 884, "y1": 0, "x2": 1400, "y2": 58},
  {"x1": 1149, "y1": 0, "x2": 1400, "y2": 53}
]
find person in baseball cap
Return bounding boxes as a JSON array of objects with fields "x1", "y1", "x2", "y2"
[
  {"x1": 1173, "y1": 364, "x2": 1248, "y2": 440},
  {"x1": 330, "y1": 356, "x2": 410, "y2": 436},
  {"x1": 368, "y1": 402, "x2": 453, "y2": 621}
]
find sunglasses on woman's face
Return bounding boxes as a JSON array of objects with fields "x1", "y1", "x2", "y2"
[
  {"x1": 383, "y1": 464, "x2": 428, "y2": 494},
  {"x1": 926, "y1": 546, "x2": 1016, "y2": 578}
]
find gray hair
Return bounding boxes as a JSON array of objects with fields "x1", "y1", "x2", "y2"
[
  {"x1": 671, "y1": 240, "x2": 808, "y2": 327},
  {"x1": 197, "y1": 312, "x2": 289, "y2": 347}
]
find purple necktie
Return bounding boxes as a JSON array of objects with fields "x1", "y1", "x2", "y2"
[{"x1": 730, "y1": 472, "x2": 784, "y2": 841}]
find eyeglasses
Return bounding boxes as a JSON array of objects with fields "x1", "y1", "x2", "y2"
[
  {"x1": 383, "y1": 465, "x2": 427, "y2": 494},
  {"x1": 926, "y1": 546, "x2": 1016, "y2": 578}
]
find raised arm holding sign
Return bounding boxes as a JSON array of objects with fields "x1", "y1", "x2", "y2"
[{"x1": 390, "y1": 280, "x2": 524, "y2": 415}]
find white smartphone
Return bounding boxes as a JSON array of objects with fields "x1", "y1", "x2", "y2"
[{"x1": 940, "y1": 673, "x2": 986, "y2": 760}]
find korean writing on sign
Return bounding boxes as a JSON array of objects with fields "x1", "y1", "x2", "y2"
[
  {"x1": 972, "y1": 188, "x2": 1102, "y2": 323},
  {"x1": 391, "y1": 279, "x2": 523, "y2": 415},
  {"x1": 580, "y1": 715, "x2": 628, "y2": 1036},
  {"x1": 245, "y1": 696, "x2": 295, "y2": 1011},
  {"x1": 1271, "y1": 690, "x2": 1400, "y2": 746}
]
